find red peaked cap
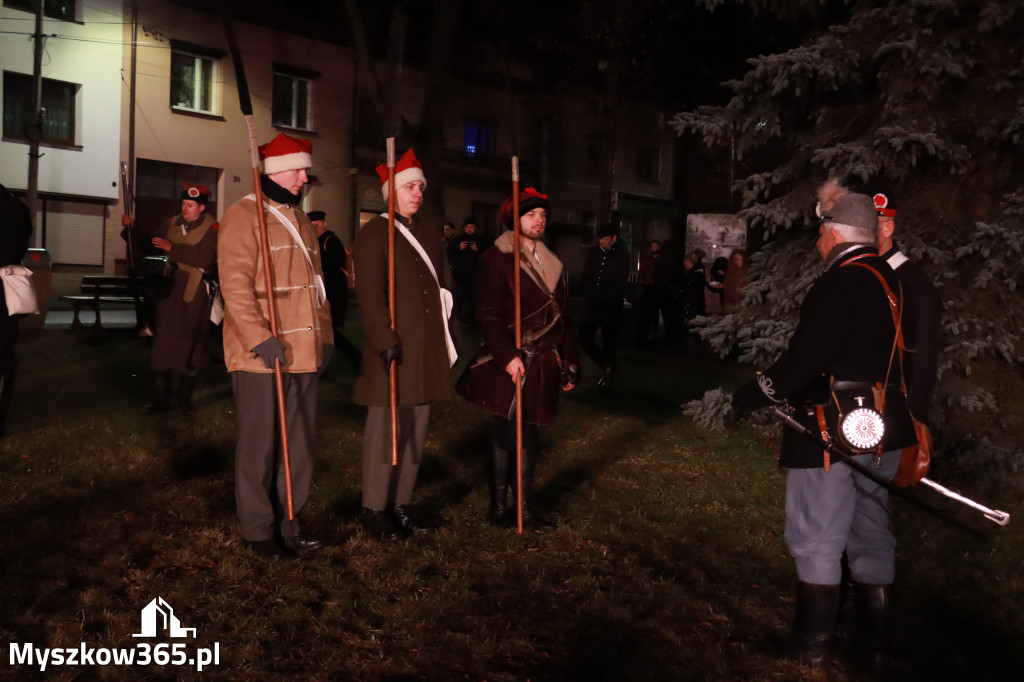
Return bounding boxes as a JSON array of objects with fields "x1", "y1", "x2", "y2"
[
  {"x1": 500, "y1": 187, "x2": 549, "y2": 227},
  {"x1": 375, "y1": 148, "x2": 427, "y2": 200},
  {"x1": 872, "y1": 192, "x2": 898, "y2": 217},
  {"x1": 181, "y1": 182, "x2": 211, "y2": 202}
]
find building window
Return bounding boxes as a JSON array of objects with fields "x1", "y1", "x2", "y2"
[
  {"x1": 6, "y1": 0, "x2": 77, "y2": 21},
  {"x1": 636, "y1": 145, "x2": 662, "y2": 183},
  {"x1": 463, "y1": 120, "x2": 496, "y2": 158},
  {"x1": 169, "y1": 40, "x2": 224, "y2": 115},
  {"x1": 272, "y1": 64, "x2": 318, "y2": 131},
  {"x1": 2, "y1": 71, "x2": 78, "y2": 146}
]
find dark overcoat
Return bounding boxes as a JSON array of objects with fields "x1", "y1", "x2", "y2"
[
  {"x1": 151, "y1": 212, "x2": 218, "y2": 371},
  {"x1": 352, "y1": 214, "x2": 454, "y2": 407},
  {"x1": 457, "y1": 234, "x2": 580, "y2": 426},
  {"x1": 732, "y1": 244, "x2": 918, "y2": 467}
]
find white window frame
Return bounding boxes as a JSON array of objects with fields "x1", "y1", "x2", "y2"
[
  {"x1": 170, "y1": 50, "x2": 218, "y2": 115},
  {"x1": 272, "y1": 71, "x2": 312, "y2": 131}
]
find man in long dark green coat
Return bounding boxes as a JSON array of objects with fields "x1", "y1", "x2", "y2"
[{"x1": 353, "y1": 149, "x2": 456, "y2": 540}]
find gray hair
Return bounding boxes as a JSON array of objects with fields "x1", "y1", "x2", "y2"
[{"x1": 826, "y1": 221, "x2": 876, "y2": 245}]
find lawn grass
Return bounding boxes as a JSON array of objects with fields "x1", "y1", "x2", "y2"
[{"x1": 0, "y1": 327, "x2": 1021, "y2": 681}]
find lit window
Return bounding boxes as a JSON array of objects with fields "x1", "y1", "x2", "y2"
[
  {"x1": 2, "y1": 71, "x2": 78, "y2": 146},
  {"x1": 464, "y1": 120, "x2": 496, "y2": 158}
]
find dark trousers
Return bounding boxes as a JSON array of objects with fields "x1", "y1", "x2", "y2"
[
  {"x1": 578, "y1": 299, "x2": 623, "y2": 370},
  {"x1": 231, "y1": 371, "x2": 317, "y2": 542},
  {"x1": 361, "y1": 404, "x2": 431, "y2": 510}
]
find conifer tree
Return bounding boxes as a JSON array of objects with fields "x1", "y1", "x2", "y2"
[{"x1": 673, "y1": 0, "x2": 1024, "y2": 479}]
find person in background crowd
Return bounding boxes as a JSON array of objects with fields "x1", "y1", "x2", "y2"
[
  {"x1": 731, "y1": 180, "x2": 921, "y2": 672},
  {"x1": 144, "y1": 183, "x2": 218, "y2": 413},
  {"x1": 218, "y1": 133, "x2": 332, "y2": 559},
  {"x1": 309, "y1": 211, "x2": 361, "y2": 373},
  {"x1": 442, "y1": 221, "x2": 457, "y2": 245},
  {"x1": 635, "y1": 240, "x2": 679, "y2": 347},
  {"x1": 0, "y1": 182, "x2": 32, "y2": 436},
  {"x1": 678, "y1": 248, "x2": 707, "y2": 351},
  {"x1": 578, "y1": 223, "x2": 629, "y2": 388},
  {"x1": 447, "y1": 218, "x2": 483, "y2": 324},
  {"x1": 457, "y1": 186, "x2": 579, "y2": 531},
  {"x1": 705, "y1": 256, "x2": 728, "y2": 315},
  {"x1": 353, "y1": 148, "x2": 456, "y2": 541},
  {"x1": 722, "y1": 248, "x2": 750, "y2": 314}
]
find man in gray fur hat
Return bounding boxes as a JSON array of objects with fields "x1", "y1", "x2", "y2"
[{"x1": 731, "y1": 180, "x2": 920, "y2": 672}]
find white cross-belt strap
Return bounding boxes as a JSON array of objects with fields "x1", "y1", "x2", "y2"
[
  {"x1": 245, "y1": 195, "x2": 327, "y2": 307},
  {"x1": 382, "y1": 213, "x2": 458, "y2": 367}
]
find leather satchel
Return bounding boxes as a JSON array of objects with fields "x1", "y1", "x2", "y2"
[{"x1": 894, "y1": 417, "x2": 932, "y2": 487}]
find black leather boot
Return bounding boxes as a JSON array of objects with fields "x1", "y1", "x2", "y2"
[
  {"x1": 793, "y1": 581, "x2": 840, "y2": 668},
  {"x1": 487, "y1": 444, "x2": 514, "y2": 527},
  {"x1": 176, "y1": 372, "x2": 195, "y2": 413},
  {"x1": 518, "y1": 448, "x2": 556, "y2": 531},
  {"x1": 390, "y1": 503, "x2": 438, "y2": 534},
  {"x1": 142, "y1": 371, "x2": 171, "y2": 413},
  {"x1": 852, "y1": 582, "x2": 889, "y2": 675},
  {"x1": 359, "y1": 507, "x2": 408, "y2": 541}
]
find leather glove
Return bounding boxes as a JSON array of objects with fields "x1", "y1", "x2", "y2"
[
  {"x1": 380, "y1": 344, "x2": 402, "y2": 373},
  {"x1": 252, "y1": 337, "x2": 287, "y2": 370}
]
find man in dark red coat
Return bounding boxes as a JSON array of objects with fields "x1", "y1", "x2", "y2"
[{"x1": 457, "y1": 187, "x2": 579, "y2": 530}]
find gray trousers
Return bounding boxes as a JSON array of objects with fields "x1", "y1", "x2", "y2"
[
  {"x1": 362, "y1": 404, "x2": 431, "y2": 510},
  {"x1": 232, "y1": 371, "x2": 317, "y2": 542},
  {"x1": 784, "y1": 449, "x2": 901, "y2": 585}
]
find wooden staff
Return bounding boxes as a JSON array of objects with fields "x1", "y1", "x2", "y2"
[
  {"x1": 387, "y1": 138, "x2": 399, "y2": 466},
  {"x1": 512, "y1": 157, "x2": 524, "y2": 534},
  {"x1": 221, "y1": 10, "x2": 295, "y2": 519}
]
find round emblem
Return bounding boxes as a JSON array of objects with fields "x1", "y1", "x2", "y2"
[
  {"x1": 873, "y1": 193, "x2": 888, "y2": 210},
  {"x1": 841, "y1": 408, "x2": 885, "y2": 451},
  {"x1": 187, "y1": 187, "x2": 201, "y2": 198}
]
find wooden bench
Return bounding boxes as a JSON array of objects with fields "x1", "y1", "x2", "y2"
[{"x1": 61, "y1": 275, "x2": 141, "y2": 330}]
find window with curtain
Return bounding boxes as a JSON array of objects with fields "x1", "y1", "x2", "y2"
[{"x1": 170, "y1": 50, "x2": 216, "y2": 114}]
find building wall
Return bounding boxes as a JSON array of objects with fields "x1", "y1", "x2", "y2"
[
  {"x1": 118, "y1": 0, "x2": 356, "y2": 269},
  {"x1": 0, "y1": 0, "x2": 124, "y2": 201}
]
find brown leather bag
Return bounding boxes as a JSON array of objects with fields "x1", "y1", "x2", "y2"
[{"x1": 893, "y1": 417, "x2": 932, "y2": 487}]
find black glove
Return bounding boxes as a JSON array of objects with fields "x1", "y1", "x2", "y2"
[
  {"x1": 380, "y1": 345, "x2": 402, "y2": 373},
  {"x1": 252, "y1": 337, "x2": 287, "y2": 370}
]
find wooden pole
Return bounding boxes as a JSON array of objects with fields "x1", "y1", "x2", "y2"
[
  {"x1": 387, "y1": 138, "x2": 399, "y2": 466},
  {"x1": 512, "y1": 157, "x2": 523, "y2": 534},
  {"x1": 221, "y1": 9, "x2": 295, "y2": 519}
]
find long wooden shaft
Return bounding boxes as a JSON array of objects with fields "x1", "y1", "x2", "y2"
[
  {"x1": 387, "y1": 138, "x2": 399, "y2": 466},
  {"x1": 220, "y1": 8, "x2": 294, "y2": 520},
  {"x1": 512, "y1": 157, "x2": 523, "y2": 534}
]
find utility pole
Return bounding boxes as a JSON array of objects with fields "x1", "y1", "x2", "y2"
[{"x1": 26, "y1": 0, "x2": 44, "y2": 235}]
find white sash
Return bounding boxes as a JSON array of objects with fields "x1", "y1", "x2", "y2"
[
  {"x1": 245, "y1": 195, "x2": 327, "y2": 307},
  {"x1": 381, "y1": 213, "x2": 458, "y2": 367}
]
